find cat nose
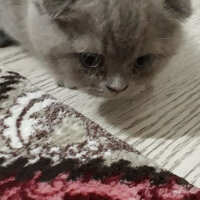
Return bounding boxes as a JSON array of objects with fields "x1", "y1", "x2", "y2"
[{"x1": 106, "y1": 75, "x2": 129, "y2": 93}]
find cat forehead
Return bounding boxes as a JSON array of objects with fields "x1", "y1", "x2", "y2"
[
  {"x1": 76, "y1": 0, "x2": 148, "y2": 56},
  {"x1": 42, "y1": 0, "x2": 147, "y2": 26},
  {"x1": 94, "y1": 1, "x2": 152, "y2": 60},
  {"x1": 42, "y1": 0, "x2": 171, "y2": 58}
]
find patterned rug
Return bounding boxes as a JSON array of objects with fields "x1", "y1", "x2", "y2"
[{"x1": 0, "y1": 68, "x2": 200, "y2": 200}]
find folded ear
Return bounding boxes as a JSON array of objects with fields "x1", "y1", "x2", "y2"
[{"x1": 165, "y1": 0, "x2": 192, "y2": 20}]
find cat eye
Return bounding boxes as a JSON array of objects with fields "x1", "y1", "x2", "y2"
[
  {"x1": 80, "y1": 53, "x2": 103, "y2": 69},
  {"x1": 135, "y1": 54, "x2": 153, "y2": 69}
]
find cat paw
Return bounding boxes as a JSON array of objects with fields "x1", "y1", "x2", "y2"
[
  {"x1": 56, "y1": 80, "x2": 77, "y2": 90},
  {"x1": 56, "y1": 80, "x2": 65, "y2": 87},
  {"x1": 0, "y1": 30, "x2": 17, "y2": 48}
]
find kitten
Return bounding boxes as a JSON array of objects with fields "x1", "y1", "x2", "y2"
[{"x1": 0, "y1": 0, "x2": 192, "y2": 98}]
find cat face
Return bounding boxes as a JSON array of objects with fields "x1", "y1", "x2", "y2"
[{"x1": 30, "y1": 0, "x2": 192, "y2": 98}]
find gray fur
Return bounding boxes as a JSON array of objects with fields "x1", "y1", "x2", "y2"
[{"x1": 0, "y1": 0, "x2": 192, "y2": 98}]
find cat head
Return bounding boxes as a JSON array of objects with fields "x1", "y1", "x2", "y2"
[{"x1": 29, "y1": 0, "x2": 192, "y2": 98}]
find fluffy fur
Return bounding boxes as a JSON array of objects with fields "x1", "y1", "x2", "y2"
[{"x1": 0, "y1": 0, "x2": 192, "y2": 98}]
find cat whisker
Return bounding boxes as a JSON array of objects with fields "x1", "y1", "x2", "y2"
[{"x1": 159, "y1": 37, "x2": 181, "y2": 41}]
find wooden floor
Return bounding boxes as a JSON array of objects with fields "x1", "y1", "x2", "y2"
[{"x1": 1, "y1": 0, "x2": 200, "y2": 187}]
